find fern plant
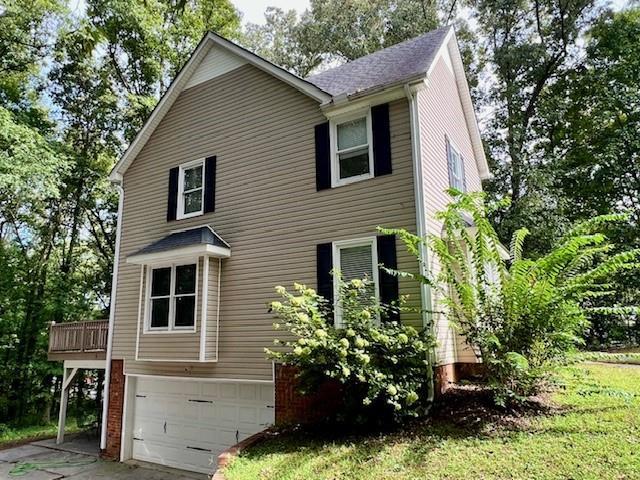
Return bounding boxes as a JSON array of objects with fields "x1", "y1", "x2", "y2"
[{"x1": 383, "y1": 190, "x2": 639, "y2": 405}]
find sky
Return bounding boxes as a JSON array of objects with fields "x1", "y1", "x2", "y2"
[{"x1": 234, "y1": 0, "x2": 310, "y2": 24}]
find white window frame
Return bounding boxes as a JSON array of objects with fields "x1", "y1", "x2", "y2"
[
  {"x1": 332, "y1": 237, "x2": 380, "y2": 328},
  {"x1": 144, "y1": 261, "x2": 199, "y2": 334},
  {"x1": 446, "y1": 137, "x2": 466, "y2": 192},
  {"x1": 177, "y1": 159, "x2": 205, "y2": 220},
  {"x1": 330, "y1": 109, "x2": 375, "y2": 187}
]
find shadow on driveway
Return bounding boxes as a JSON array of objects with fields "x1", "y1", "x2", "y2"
[{"x1": 0, "y1": 441, "x2": 206, "y2": 479}]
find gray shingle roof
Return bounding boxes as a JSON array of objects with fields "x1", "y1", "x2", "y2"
[
  {"x1": 306, "y1": 26, "x2": 452, "y2": 97},
  {"x1": 131, "y1": 226, "x2": 229, "y2": 257}
]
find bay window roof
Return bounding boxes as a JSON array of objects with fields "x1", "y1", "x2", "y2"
[{"x1": 127, "y1": 226, "x2": 230, "y2": 264}]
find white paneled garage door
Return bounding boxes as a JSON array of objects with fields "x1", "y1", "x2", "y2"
[{"x1": 131, "y1": 377, "x2": 274, "y2": 474}]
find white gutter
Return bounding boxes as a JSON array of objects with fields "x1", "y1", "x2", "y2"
[
  {"x1": 100, "y1": 179, "x2": 124, "y2": 450},
  {"x1": 404, "y1": 82, "x2": 436, "y2": 405}
]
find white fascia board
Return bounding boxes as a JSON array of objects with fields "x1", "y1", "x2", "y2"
[
  {"x1": 205, "y1": 33, "x2": 331, "y2": 104},
  {"x1": 109, "y1": 33, "x2": 331, "y2": 182},
  {"x1": 126, "y1": 243, "x2": 231, "y2": 265}
]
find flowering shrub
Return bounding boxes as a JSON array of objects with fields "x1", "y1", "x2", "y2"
[{"x1": 266, "y1": 279, "x2": 434, "y2": 424}]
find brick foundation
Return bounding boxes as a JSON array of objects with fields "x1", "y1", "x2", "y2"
[
  {"x1": 434, "y1": 362, "x2": 484, "y2": 396},
  {"x1": 275, "y1": 364, "x2": 342, "y2": 425},
  {"x1": 101, "y1": 359, "x2": 125, "y2": 460}
]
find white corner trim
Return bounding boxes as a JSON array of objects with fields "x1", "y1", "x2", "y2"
[
  {"x1": 214, "y1": 257, "x2": 222, "y2": 362},
  {"x1": 119, "y1": 374, "x2": 131, "y2": 461},
  {"x1": 100, "y1": 182, "x2": 124, "y2": 451},
  {"x1": 126, "y1": 243, "x2": 231, "y2": 265},
  {"x1": 134, "y1": 265, "x2": 144, "y2": 361},
  {"x1": 404, "y1": 85, "x2": 432, "y2": 327},
  {"x1": 199, "y1": 255, "x2": 209, "y2": 361},
  {"x1": 109, "y1": 33, "x2": 330, "y2": 182}
]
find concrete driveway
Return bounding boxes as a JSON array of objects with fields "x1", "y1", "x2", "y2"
[{"x1": 0, "y1": 442, "x2": 208, "y2": 480}]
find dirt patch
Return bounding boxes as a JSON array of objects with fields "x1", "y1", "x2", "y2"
[{"x1": 432, "y1": 383, "x2": 558, "y2": 432}]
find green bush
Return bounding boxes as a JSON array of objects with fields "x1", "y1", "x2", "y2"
[
  {"x1": 384, "y1": 190, "x2": 640, "y2": 406},
  {"x1": 266, "y1": 280, "x2": 434, "y2": 424}
]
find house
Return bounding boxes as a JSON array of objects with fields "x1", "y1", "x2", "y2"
[{"x1": 48, "y1": 25, "x2": 489, "y2": 474}]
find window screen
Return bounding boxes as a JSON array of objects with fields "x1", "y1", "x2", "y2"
[
  {"x1": 336, "y1": 117, "x2": 370, "y2": 179},
  {"x1": 339, "y1": 244, "x2": 376, "y2": 300}
]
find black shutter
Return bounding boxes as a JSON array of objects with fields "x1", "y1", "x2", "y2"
[
  {"x1": 167, "y1": 167, "x2": 179, "y2": 221},
  {"x1": 316, "y1": 243, "x2": 334, "y2": 314},
  {"x1": 372, "y1": 103, "x2": 392, "y2": 176},
  {"x1": 315, "y1": 122, "x2": 331, "y2": 190},
  {"x1": 204, "y1": 155, "x2": 217, "y2": 213},
  {"x1": 377, "y1": 235, "x2": 399, "y2": 321}
]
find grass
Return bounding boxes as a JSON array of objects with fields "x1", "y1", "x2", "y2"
[
  {"x1": 225, "y1": 363, "x2": 640, "y2": 480},
  {"x1": 0, "y1": 419, "x2": 81, "y2": 449}
]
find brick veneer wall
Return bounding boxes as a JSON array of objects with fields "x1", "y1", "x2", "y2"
[
  {"x1": 275, "y1": 364, "x2": 342, "y2": 425},
  {"x1": 434, "y1": 362, "x2": 484, "y2": 396},
  {"x1": 102, "y1": 359, "x2": 125, "y2": 460}
]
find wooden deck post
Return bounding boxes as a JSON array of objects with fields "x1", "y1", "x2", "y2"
[{"x1": 56, "y1": 366, "x2": 79, "y2": 445}]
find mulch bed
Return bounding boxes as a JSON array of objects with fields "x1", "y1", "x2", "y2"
[{"x1": 432, "y1": 383, "x2": 557, "y2": 432}]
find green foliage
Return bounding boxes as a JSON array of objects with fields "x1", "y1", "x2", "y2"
[
  {"x1": 266, "y1": 281, "x2": 434, "y2": 423},
  {"x1": 537, "y1": 8, "x2": 640, "y2": 346},
  {"x1": 241, "y1": 0, "x2": 445, "y2": 77},
  {"x1": 386, "y1": 191, "x2": 639, "y2": 405},
  {"x1": 0, "y1": 0, "x2": 242, "y2": 425}
]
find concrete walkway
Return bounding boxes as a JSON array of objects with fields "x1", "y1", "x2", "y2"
[{"x1": 0, "y1": 440, "x2": 207, "y2": 480}]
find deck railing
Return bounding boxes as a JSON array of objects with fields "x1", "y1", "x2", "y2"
[{"x1": 48, "y1": 320, "x2": 109, "y2": 353}]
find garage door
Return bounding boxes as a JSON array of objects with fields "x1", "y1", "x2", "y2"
[{"x1": 131, "y1": 377, "x2": 274, "y2": 474}]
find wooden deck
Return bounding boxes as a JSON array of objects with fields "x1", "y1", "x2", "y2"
[{"x1": 48, "y1": 320, "x2": 109, "y2": 361}]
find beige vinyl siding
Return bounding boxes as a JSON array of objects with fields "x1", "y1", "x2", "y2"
[
  {"x1": 113, "y1": 64, "x2": 421, "y2": 380},
  {"x1": 418, "y1": 54, "x2": 482, "y2": 365},
  {"x1": 137, "y1": 258, "x2": 203, "y2": 361}
]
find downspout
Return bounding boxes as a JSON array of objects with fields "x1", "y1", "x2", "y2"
[
  {"x1": 404, "y1": 82, "x2": 436, "y2": 407},
  {"x1": 100, "y1": 178, "x2": 124, "y2": 450}
]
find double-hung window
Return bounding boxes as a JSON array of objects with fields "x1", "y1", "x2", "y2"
[
  {"x1": 148, "y1": 263, "x2": 197, "y2": 332},
  {"x1": 446, "y1": 138, "x2": 466, "y2": 192},
  {"x1": 332, "y1": 238, "x2": 379, "y2": 327},
  {"x1": 331, "y1": 110, "x2": 374, "y2": 186},
  {"x1": 177, "y1": 160, "x2": 204, "y2": 219}
]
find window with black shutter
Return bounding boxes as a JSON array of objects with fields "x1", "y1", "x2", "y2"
[
  {"x1": 168, "y1": 156, "x2": 217, "y2": 220},
  {"x1": 315, "y1": 103, "x2": 393, "y2": 190}
]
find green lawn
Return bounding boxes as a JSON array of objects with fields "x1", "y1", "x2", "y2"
[
  {"x1": 226, "y1": 363, "x2": 640, "y2": 480},
  {"x1": 0, "y1": 420, "x2": 80, "y2": 449}
]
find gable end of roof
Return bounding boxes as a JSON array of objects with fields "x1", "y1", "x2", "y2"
[{"x1": 109, "y1": 32, "x2": 331, "y2": 182}]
